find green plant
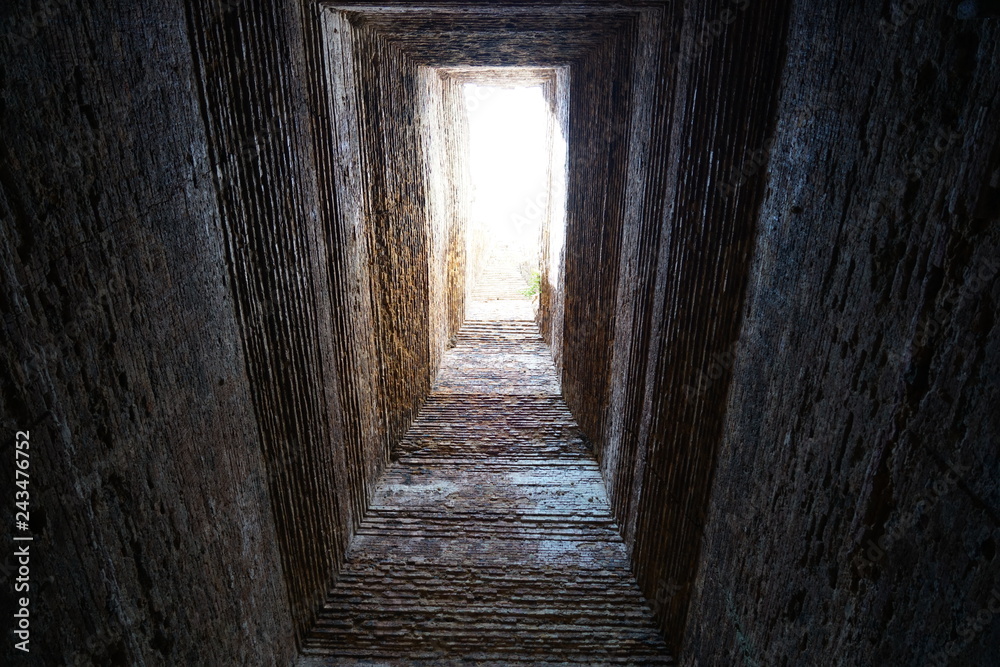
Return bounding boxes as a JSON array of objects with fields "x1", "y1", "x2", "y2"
[{"x1": 521, "y1": 270, "x2": 541, "y2": 298}]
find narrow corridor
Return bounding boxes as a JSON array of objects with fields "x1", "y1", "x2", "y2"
[
  {"x1": 11, "y1": 3, "x2": 1000, "y2": 664},
  {"x1": 301, "y1": 258, "x2": 672, "y2": 664}
]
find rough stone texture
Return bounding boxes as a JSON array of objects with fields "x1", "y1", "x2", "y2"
[
  {"x1": 420, "y1": 68, "x2": 470, "y2": 362},
  {"x1": 548, "y1": 0, "x2": 793, "y2": 651},
  {"x1": 186, "y1": 0, "x2": 361, "y2": 642},
  {"x1": 301, "y1": 277, "x2": 671, "y2": 664},
  {"x1": 682, "y1": 2, "x2": 1000, "y2": 665},
  {"x1": 537, "y1": 65, "x2": 570, "y2": 372},
  {"x1": 0, "y1": 0, "x2": 787, "y2": 660},
  {"x1": 0, "y1": 0, "x2": 295, "y2": 663},
  {"x1": 188, "y1": 0, "x2": 466, "y2": 643},
  {"x1": 1, "y1": 0, "x2": 468, "y2": 661},
  {"x1": 4, "y1": 0, "x2": 997, "y2": 664},
  {"x1": 320, "y1": 18, "x2": 736, "y2": 653}
]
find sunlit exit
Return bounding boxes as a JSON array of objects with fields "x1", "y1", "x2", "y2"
[{"x1": 463, "y1": 84, "x2": 551, "y2": 274}]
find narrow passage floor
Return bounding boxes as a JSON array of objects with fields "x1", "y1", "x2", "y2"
[{"x1": 302, "y1": 262, "x2": 671, "y2": 665}]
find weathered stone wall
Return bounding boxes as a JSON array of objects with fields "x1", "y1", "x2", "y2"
[
  {"x1": 421, "y1": 69, "x2": 469, "y2": 360},
  {"x1": 551, "y1": 1, "x2": 792, "y2": 651},
  {"x1": 319, "y1": 5, "x2": 395, "y2": 548},
  {"x1": 189, "y1": 0, "x2": 461, "y2": 643},
  {"x1": 682, "y1": 2, "x2": 1000, "y2": 664},
  {"x1": 560, "y1": 28, "x2": 636, "y2": 447},
  {"x1": 1, "y1": 0, "x2": 466, "y2": 661},
  {"x1": 8, "y1": 1, "x2": 993, "y2": 664},
  {"x1": 186, "y1": 0, "x2": 367, "y2": 643},
  {"x1": 331, "y1": 2, "x2": 795, "y2": 654},
  {"x1": 0, "y1": 0, "x2": 296, "y2": 663},
  {"x1": 537, "y1": 67, "x2": 569, "y2": 369},
  {"x1": 350, "y1": 22, "x2": 434, "y2": 446}
]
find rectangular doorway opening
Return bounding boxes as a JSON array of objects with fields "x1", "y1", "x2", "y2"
[
  {"x1": 464, "y1": 81, "x2": 551, "y2": 320},
  {"x1": 422, "y1": 67, "x2": 568, "y2": 327}
]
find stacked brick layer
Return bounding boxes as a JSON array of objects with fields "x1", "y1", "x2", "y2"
[{"x1": 302, "y1": 315, "x2": 671, "y2": 665}]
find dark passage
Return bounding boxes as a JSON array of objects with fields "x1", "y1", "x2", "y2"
[{"x1": 2, "y1": 2, "x2": 999, "y2": 666}]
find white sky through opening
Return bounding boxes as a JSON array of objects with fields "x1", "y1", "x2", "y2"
[{"x1": 464, "y1": 84, "x2": 549, "y2": 271}]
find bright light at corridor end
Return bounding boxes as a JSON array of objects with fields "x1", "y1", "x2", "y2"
[{"x1": 463, "y1": 84, "x2": 550, "y2": 255}]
